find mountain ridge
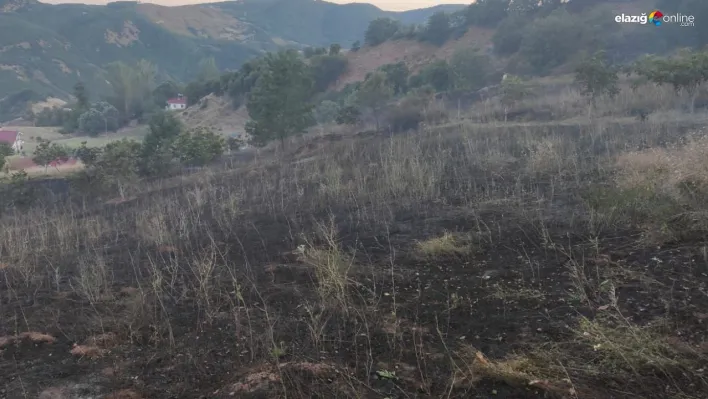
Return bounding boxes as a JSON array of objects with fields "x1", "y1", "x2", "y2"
[{"x1": 0, "y1": 0, "x2": 466, "y2": 121}]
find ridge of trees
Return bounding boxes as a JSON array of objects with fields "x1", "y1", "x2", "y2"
[{"x1": 363, "y1": 0, "x2": 708, "y2": 72}]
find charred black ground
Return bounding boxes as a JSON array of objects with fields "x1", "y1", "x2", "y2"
[{"x1": 3, "y1": 89, "x2": 708, "y2": 398}]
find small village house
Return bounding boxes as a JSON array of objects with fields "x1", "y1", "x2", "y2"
[
  {"x1": 166, "y1": 94, "x2": 187, "y2": 111},
  {"x1": 0, "y1": 129, "x2": 24, "y2": 153}
]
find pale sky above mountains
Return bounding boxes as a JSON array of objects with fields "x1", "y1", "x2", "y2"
[{"x1": 40, "y1": 0, "x2": 470, "y2": 11}]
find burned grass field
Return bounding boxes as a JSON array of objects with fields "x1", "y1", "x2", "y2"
[{"x1": 3, "y1": 109, "x2": 708, "y2": 398}]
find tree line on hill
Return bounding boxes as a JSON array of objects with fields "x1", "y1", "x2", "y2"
[
  {"x1": 9, "y1": 0, "x2": 708, "y2": 169},
  {"x1": 24, "y1": 0, "x2": 707, "y2": 139},
  {"x1": 26, "y1": 61, "x2": 186, "y2": 137},
  {"x1": 3, "y1": 45, "x2": 708, "y2": 207},
  {"x1": 3, "y1": 45, "x2": 708, "y2": 209},
  {"x1": 364, "y1": 0, "x2": 707, "y2": 73}
]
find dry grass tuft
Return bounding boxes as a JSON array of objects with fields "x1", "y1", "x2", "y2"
[
  {"x1": 302, "y1": 219, "x2": 353, "y2": 305},
  {"x1": 0, "y1": 336, "x2": 13, "y2": 347},
  {"x1": 616, "y1": 134, "x2": 708, "y2": 196},
  {"x1": 231, "y1": 369, "x2": 281, "y2": 394},
  {"x1": 526, "y1": 136, "x2": 570, "y2": 177},
  {"x1": 70, "y1": 343, "x2": 106, "y2": 358},
  {"x1": 574, "y1": 315, "x2": 701, "y2": 374},
  {"x1": 19, "y1": 331, "x2": 57, "y2": 343},
  {"x1": 1, "y1": 332, "x2": 57, "y2": 348},
  {"x1": 457, "y1": 350, "x2": 575, "y2": 397},
  {"x1": 416, "y1": 231, "x2": 473, "y2": 258}
]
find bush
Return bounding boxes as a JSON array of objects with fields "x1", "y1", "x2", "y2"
[
  {"x1": 519, "y1": 10, "x2": 585, "y2": 74},
  {"x1": 492, "y1": 15, "x2": 528, "y2": 55},
  {"x1": 335, "y1": 105, "x2": 361, "y2": 125},
  {"x1": 172, "y1": 127, "x2": 225, "y2": 167},
  {"x1": 419, "y1": 11, "x2": 453, "y2": 45},
  {"x1": 387, "y1": 102, "x2": 424, "y2": 132},
  {"x1": 386, "y1": 94, "x2": 448, "y2": 133},
  {"x1": 314, "y1": 100, "x2": 340, "y2": 124},
  {"x1": 310, "y1": 55, "x2": 349, "y2": 93},
  {"x1": 365, "y1": 18, "x2": 401, "y2": 46}
]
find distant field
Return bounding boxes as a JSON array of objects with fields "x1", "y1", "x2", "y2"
[
  {"x1": 6, "y1": 125, "x2": 150, "y2": 155},
  {"x1": 2, "y1": 125, "x2": 149, "y2": 174}
]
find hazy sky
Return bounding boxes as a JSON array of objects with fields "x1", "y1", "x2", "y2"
[{"x1": 40, "y1": 0, "x2": 470, "y2": 11}]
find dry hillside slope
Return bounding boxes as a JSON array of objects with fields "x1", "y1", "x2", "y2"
[
  {"x1": 336, "y1": 26, "x2": 495, "y2": 90},
  {"x1": 177, "y1": 94, "x2": 250, "y2": 140},
  {"x1": 137, "y1": 4, "x2": 261, "y2": 43}
]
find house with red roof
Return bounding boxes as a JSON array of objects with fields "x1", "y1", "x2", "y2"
[
  {"x1": 0, "y1": 129, "x2": 23, "y2": 153},
  {"x1": 165, "y1": 94, "x2": 187, "y2": 111}
]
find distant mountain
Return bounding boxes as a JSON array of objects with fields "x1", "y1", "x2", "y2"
[{"x1": 0, "y1": 0, "x2": 467, "y2": 121}]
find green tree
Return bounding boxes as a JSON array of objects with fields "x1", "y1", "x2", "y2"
[
  {"x1": 357, "y1": 71, "x2": 393, "y2": 131},
  {"x1": 416, "y1": 60, "x2": 452, "y2": 92},
  {"x1": 93, "y1": 139, "x2": 142, "y2": 199},
  {"x1": 465, "y1": 0, "x2": 509, "y2": 27},
  {"x1": 172, "y1": 127, "x2": 225, "y2": 167},
  {"x1": 519, "y1": 10, "x2": 585, "y2": 74},
  {"x1": 132, "y1": 60, "x2": 158, "y2": 119},
  {"x1": 335, "y1": 105, "x2": 361, "y2": 126},
  {"x1": 351, "y1": 40, "x2": 361, "y2": 52},
  {"x1": 226, "y1": 136, "x2": 244, "y2": 152},
  {"x1": 499, "y1": 74, "x2": 531, "y2": 121},
  {"x1": 32, "y1": 138, "x2": 69, "y2": 171},
  {"x1": 0, "y1": 142, "x2": 13, "y2": 171},
  {"x1": 632, "y1": 50, "x2": 708, "y2": 113},
  {"x1": 74, "y1": 141, "x2": 103, "y2": 167},
  {"x1": 329, "y1": 43, "x2": 341, "y2": 56},
  {"x1": 61, "y1": 83, "x2": 89, "y2": 133},
  {"x1": 246, "y1": 50, "x2": 315, "y2": 147},
  {"x1": 140, "y1": 111, "x2": 183, "y2": 176},
  {"x1": 365, "y1": 18, "x2": 400, "y2": 46},
  {"x1": 73, "y1": 82, "x2": 89, "y2": 111},
  {"x1": 78, "y1": 109, "x2": 106, "y2": 136},
  {"x1": 379, "y1": 62, "x2": 410, "y2": 95},
  {"x1": 574, "y1": 51, "x2": 620, "y2": 110},
  {"x1": 450, "y1": 48, "x2": 492, "y2": 91},
  {"x1": 421, "y1": 11, "x2": 452, "y2": 45},
  {"x1": 508, "y1": 0, "x2": 540, "y2": 14},
  {"x1": 105, "y1": 60, "x2": 156, "y2": 121},
  {"x1": 314, "y1": 100, "x2": 341, "y2": 124},
  {"x1": 492, "y1": 15, "x2": 528, "y2": 55},
  {"x1": 310, "y1": 55, "x2": 348, "y2": 92},
  {"x1": 78, "y1": 102, "x2": 120, "y2": 136},
  {"x1": 105, "y1": 61, "x2": 137, "y2": 118}
]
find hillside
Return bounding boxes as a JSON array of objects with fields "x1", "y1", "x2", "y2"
[
  {"x1": 0, "y1": 0, "x2": 465, "y2": 121},
  {"x1": 336, "y1": 26, "x2": 496, "y2": 90},
  {"x1": 142, "y1": 0, "x2": 466, "y2": 48}
]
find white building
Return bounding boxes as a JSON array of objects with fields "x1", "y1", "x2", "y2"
[{"x1": 165, "y1": 94, "x2": 187, "y2": 111}]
